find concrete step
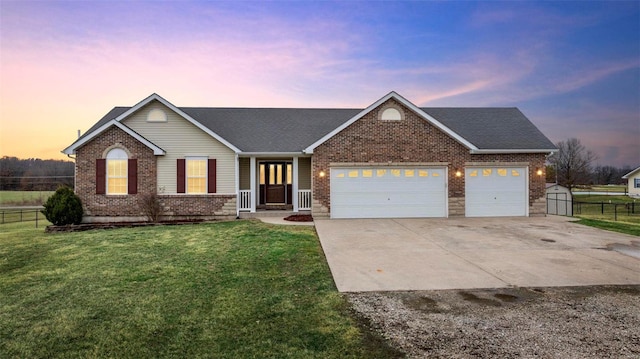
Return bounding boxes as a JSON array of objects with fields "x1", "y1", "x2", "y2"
[{"x1": 238, "y1": 210, "x2": 310, "y2": 219}]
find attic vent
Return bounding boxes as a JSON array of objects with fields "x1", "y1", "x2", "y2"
[
  {"x1": 380, "y1": 107, "x2": 403, "y2": 121},
  {"x1": 147, "y1": 108, "x2": 167, "y2": 122}
]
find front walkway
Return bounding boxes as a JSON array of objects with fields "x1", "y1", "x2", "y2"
[{"x1": 315, "y1": 216, "x2": 640, "y2": 292}]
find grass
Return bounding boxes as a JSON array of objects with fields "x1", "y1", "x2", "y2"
[
  {"x1": 575, "y1": 218, "x2": 640, "y2": 237},
  {"x1": 571, "y1": 195, "x2": 640, "y2": 224},
  {"x1": 0, "y1": 191, "x2": 54, "y2": 206},
  {"x1": 0, "y1": 220, "x2": 401, "y2": 359}
]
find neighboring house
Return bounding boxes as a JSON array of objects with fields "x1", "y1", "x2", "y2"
[
  {"x1": 63, "y1": 91, "x2": 557, "y2": 222},
  {"x1": 622, "y1": 166, "x2": 640, "y2": 197}
]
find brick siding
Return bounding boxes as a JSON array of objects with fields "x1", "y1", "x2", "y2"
[
  {"x1": 75, "y1": 126, "x2": 234, "y2": 222},
  {"x1": 312, "y1": 98, "x2": 547, "y2": 216}
]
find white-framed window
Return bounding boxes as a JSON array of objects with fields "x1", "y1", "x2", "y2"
[
  {"x1": 634, "y1": 178, "x2": 640, "y2": 188},
  {"x1": 106, "y1": 148, "x2": 128, "y2": 195},
  {"x1": 186, "y1": 157, "x2": 207, "y2": 194}
]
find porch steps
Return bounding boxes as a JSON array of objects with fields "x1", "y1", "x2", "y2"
[{"x1": 238, "y1": 210, "x2": 311, "y2": 219}]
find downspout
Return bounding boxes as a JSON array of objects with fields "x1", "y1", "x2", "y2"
[{"x1": 235, "y1": 153, "x2": 239, "y2": 218}]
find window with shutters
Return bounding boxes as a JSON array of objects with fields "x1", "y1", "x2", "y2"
[
  {"x1": 187, "y1": 158, "x2": 207, "y2": 194},
  {"x1": 106, "y1": 148, "x2": 128, "y2": 195}
]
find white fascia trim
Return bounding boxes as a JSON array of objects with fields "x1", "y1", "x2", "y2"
[
  {"x1": 470, "y1": 149, "x2": 558, "y2": 154},
  {"x1": 238, "y1": 152, "x2": 308, "y2": 157},
  {"x1": 113, "y1": 93, "x2": 241, "y2": 154},
  {"x1": 62, "y1": 120, "x2": 165, "y2": 155},
  {"x1": 303, "y1": 91, "x2": 478, "y2": 154},
  {"x1": 622, "y1": 166, "x2": 640, "y2": 179}
]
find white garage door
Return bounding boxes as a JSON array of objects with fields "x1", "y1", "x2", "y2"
[
  {"x1": 330, "y1": 167, "x2": 447, "y2": 219},
  {"x1": 465, "y1": 167, "x2": 528, "y2": 217}
]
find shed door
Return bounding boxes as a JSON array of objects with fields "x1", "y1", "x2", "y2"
[
  {"x1": 330, "y1": 167, "x2": 447, "y2": 219},
  {"x1": 465, "y1": 167, "x2": 527, "y2": 217}
]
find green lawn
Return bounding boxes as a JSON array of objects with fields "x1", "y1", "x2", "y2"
[
  {"x1": 572, "y1": 195, "x2": 640, "y2": 224},
  {"x1": 575, "y1": 218, "x2": 640, "y2": 237},
  {"x1": 0, "y1": 221, "x2": 401, "y2": 359},
  {"x1": 0, "y1": 191, "x2": 53, "y2": 206}
]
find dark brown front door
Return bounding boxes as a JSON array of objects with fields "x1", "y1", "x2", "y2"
[{"x1": 265, "y1": 163, "x2": 286, "y2": 204}]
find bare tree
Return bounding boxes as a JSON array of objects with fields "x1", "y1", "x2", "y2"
[{"x1": 548, "y1": 138, "x2": 597, "y2": 190}]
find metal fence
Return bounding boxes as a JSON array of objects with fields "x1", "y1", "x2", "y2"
[
  {"x1": 572, "y1": 201, "x2": 638, "y2": 222},
  {"x1": 0, "y1": 208, "x2": 45, "y2": 228}
]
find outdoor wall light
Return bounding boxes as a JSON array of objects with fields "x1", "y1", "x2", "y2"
[
  {"x1": 536, "y1": 168, "x2": 543, "y2": 176},
  {"x1": 319, "y1": 171, "x2": 326, "y2": 178},
  {"x1": 455, "y1": 170, "x2": 462, "y2": 177}
]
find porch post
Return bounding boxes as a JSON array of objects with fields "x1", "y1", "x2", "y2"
[
  {"x1": 250, "y1": 156, "x2": 256, "y2": 213},
  {"x1": 293, "y1": 157, "x2": 299, "y2": 212}
]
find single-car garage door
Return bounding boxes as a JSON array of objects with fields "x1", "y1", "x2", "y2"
[
  {"x1": 465, "y1": 167, "x2": 528, "y2": 217},
  {"x1": 330, "y1": 167, "x2": 447, "y2": 219}
]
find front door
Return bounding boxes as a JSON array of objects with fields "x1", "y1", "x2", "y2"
[{"x1": 265, "y1": 162, "x2": 286, "y2": 204}]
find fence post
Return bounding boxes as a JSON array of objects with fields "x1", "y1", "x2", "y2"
[
  {"x1": 36, "y1": 210, "x2": 38, "y2": 228},
  {"x1": 20, "y1": 210, "x2": 23, "y2": 222},
  {"x1": 601, "y1": 202, "x2": 604, "y2": 214},
  {"x1": 614, "y1": 204, "x2": 617, "y2": 221}
]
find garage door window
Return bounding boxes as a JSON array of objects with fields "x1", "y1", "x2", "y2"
[
  {"x1": 512, "y1": 169, "x2": 521, "y2": 176},
  {"x1": 391, "y1": 169, "x2": 401, "y2": 177},
  {"x1": 377, "y1": 169, "x2": 387, "y2": 177},
  {"x1": 419, "y1": 170, "x2": 428, "y2": 177},
  {"x1": 363, "y1": 170, "x2": 373, "y2": 177},
  {"x1": 348, "y1": 170, "x2": 358, "y2": 178}
]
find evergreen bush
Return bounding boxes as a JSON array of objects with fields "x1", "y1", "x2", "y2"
[{"x1": 42, "y1": 186, "x2": 83, "y2": 225}]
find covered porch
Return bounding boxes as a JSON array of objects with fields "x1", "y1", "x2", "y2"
[{"x1": 237, "y1": 155, "x2": 312, "y2": 214}]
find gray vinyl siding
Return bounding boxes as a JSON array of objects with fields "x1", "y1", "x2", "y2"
[
  {"x1": 239, "y1": 158, "x2": 250, "y2": 190},
  {"x1": 122, "y1": 101, "x2": 236, "y2": 194},
  {"x1": 298, "y1": 157, "x2": 311, "y2": 190}
]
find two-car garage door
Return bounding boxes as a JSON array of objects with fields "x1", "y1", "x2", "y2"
[{"x1": 330, "y1": 167, "x2": 447, "y2": 219}]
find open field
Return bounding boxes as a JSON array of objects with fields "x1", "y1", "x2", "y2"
[
  {"x1": 0, "y1": 221, "x2": 399, "y2": 358},
  {"x1": 573, "y1": 185, "x2": 627, "y2": 193},
  {"x1": 0, "y1": 191, "x2": 53, "y2": 206}
]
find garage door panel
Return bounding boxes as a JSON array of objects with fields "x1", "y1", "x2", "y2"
[
  {"x1": 466, "y1": 167, "x2": 527, "y2": 217},
  {"x1": 331, "y1": 167, "x2": 447, "y2": 219}
]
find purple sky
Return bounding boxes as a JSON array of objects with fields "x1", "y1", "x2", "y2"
[{"x1": 1, "y1": 1, "x2": 638, "y2": 167}]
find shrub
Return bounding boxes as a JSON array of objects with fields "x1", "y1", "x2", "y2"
[
  {"x1": 42, "y1": 186, "x2": 83, "y2": 225},
  {"x1": 138, "y1": 193, "x2": 163, "y2": 222}
]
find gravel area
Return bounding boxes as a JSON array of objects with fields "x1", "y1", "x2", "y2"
[{"x1": 348, "y1": 285, "x2": 640, "y2": 358}]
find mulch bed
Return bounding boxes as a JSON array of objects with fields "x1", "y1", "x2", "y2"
[
  {"x1": 283, "y1": 214, "x2": 314, "y2": 222},
  {"x1": 45, "y1": 219, "x2": 206, "y2": 233}
]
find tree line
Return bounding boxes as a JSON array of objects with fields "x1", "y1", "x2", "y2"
[
  {"x1": 546, "y1": 138, "x2": 635, "y2": 190},
  {"x1": 0, "y1": 156, "x2": 74, "y2": 191}
]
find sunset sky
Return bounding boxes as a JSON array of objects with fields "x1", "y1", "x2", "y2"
[{"x1": 1, "y1": 1, "x2": 638, "y2": 168}]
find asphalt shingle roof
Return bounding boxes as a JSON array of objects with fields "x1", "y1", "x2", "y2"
[{"x1": 78, "y1": 105, "x2": 555, "y2": 153}]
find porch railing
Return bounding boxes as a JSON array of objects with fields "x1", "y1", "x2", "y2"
[
  {"x1": 298, "y1": 190, "x2": 312, "y2": 210},
  {"x1": 239, "y1": 190, "x2": 252, "y2": 211}
]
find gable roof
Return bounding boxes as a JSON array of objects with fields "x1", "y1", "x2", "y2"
[
  {"x1": 63, "y1": 94, "x2": 241, "y2": 155},
  {"x1": 62, "y1": 119, "x2": 165, "y2": 155},
  {"x1": 622, "y1": 166, "x2": 640, "y2": 179},
  {"x1": 63, "y1": 91, "x2": 557, "y2": 155}
]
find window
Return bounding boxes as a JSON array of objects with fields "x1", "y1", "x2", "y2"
[
  {"x1": 511, "y1": 169, "x2": 520, "y2": 177},
  {"x1": 348, "y1": 170, "x2": 359, "y2": 178},
  {"x1": 498, "y1": 169, "x2": 507, "y2": 177},
  {"x1": 483, "y1": 169, "x2": 492, "y2": 177},
  {"x1": 377, "y1": 169, "x2": 387, "y2": 177},
  {"x1": 106, "y1": 148, "x2": 127, "y2": 194},
  {"x1": 287, "y1": 164, "x2": 292, "y2": 185},
  {"x1": 362, "y1": 170, "x2": 373, "y2": 178},
  {"x1": 187, "y1": 158, "x2": 207, "y2": 194},
  {"x1": 635, "y1": 178, "x2": 640, "y2": 188},
  {"x1": 259, "y1": 164, "x2": 265, "y2": 185},
  {"x1": 469, "y1": 170, "x2": 478, "y2": 177},
  {"x1": 391, "y1": 169, "x2": 401, "y2": 177},
  {"x1": 419, "y1": 170, "x2": 428, "y2": 177},
  {"x1": 405, "y1": 169, "x2": 414, "y2": 177}
]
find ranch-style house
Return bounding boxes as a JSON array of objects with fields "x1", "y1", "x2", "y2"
[{"x1": 63, "y1": 91, "x2": 557, "y2": 222}]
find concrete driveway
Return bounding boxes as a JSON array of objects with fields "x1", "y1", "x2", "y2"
[{"x1": 314, "y1": 216, "x2": 640, "y2": 292}]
